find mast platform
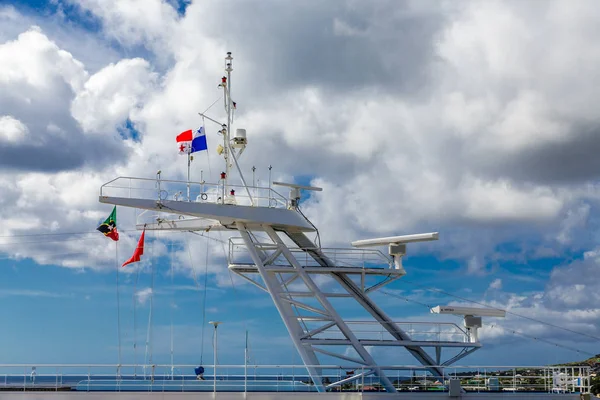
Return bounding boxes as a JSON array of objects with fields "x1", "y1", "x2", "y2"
[
  {"x1": 99, "y1": 176, "x2": 314, "y2": 232},
  {"x1": 90, "y1": 52, "x2": 564, "y2": 396},
  {"x1": 99, "y1": 173, "x2": 485, "y2": 393}
]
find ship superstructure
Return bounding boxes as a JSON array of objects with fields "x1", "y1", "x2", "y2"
[{"x1": 95, "y1": 52, "x2": 558, "y2": 395}]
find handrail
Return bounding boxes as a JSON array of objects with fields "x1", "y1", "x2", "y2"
[
  {"x1": 0, "y1": 363, "x2": 590, "y2": 369},
  {"x1": 228, "y1": 238, "x2": 393, "y2": 269},
  {"x1": 100, "y1": 176, "x2": 289, "y2": 209},
  {"x1": 0, "y1": 363, "x2": 590, "y2": 393}
]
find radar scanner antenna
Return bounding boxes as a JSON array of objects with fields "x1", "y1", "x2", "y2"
[
  {"x1": 351, "y1": 232, "x2": 439, "y2": 273},
  {"x1": 272, "y1": 181, "x2": 323, "y2": 209},
  {"x1": 430, "y1": 306, "x2": 506, "y2": 343}
]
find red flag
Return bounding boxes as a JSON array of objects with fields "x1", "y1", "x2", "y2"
[
  {"x1": 122, "y1": 230, "x2": 145, "y2": 267},
  {"x1": 176, "y1": 130, "x2": 193, "y2": 142}
]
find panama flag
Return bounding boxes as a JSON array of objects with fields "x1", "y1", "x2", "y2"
[{"x1": 176, "y1": 127, "x2": 208, "y2": 154}]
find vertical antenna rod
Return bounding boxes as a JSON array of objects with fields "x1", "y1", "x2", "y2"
[
  {"x1": 187, "y1": 152, "x2": 191, "y2": 201},
  {"x1": 221, "y1": 52, "x2": 254, "y2": 205},
  {"x1": 224, "y1": 52, "x2": 233, "y2": 196}
]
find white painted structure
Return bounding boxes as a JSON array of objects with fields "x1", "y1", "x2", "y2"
[{"x1": 82, "y1": 53, "x2": 592, "y2": 397}]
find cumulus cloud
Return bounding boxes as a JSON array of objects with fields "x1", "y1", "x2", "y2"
[
  {"x1": 71, "y1": 58, "x2": 157, "y2": 133},
  {"x1": 3, "y1": 0, "x2": 600, "y2": 370},
  {"x1": 0, "y1": 115, "x2": 28, "y2": 143},
  {"x1": 544, "y1": 248, "x2": 600, "y2": 310},
  {"x1": 488, "y1": 279, "x2": 502, "y2": 291},
  {"x1": 468, "y1": 251, "x2": 600, "y2": 349},
  {"x1": 69, "y1": 0, "x2": 179, "y2": 54},
  {"x1": 0, "y1": 27, "x2": 129, "y2": 173},
  {"x1": 135, "y1": 287, "x2": 153, "y2": 305},
  {"x1": 0, "y1": 27, "x2": 87, "y2": 92},
  {"x1": 556, "y1": 204, "x2": 590, "y2": 245},
  {"x1": 1, "y1": 0, "x2": 600, "y2": 290}
]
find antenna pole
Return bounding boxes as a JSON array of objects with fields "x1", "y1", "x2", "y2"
[
  {"x1": 200, "y1": 170, "x2": 205, "y2": 196},
  {"x1": 224, "y1": 53, "x2": 233, "y2": 196},
  {"x1": 252, "y1": 166, "x2": 256, "y2": 203},
  {"x1": 187, "y1": 152, "x2": 191, "y2": 201},
  {"x1": 220, "y1": 52, "x2": 255, "y2": 206},
  {"x1": 197, "y1": 112, "x2": 222, "y2": 127},
  {"x1": 244, "y1": 330, "x2": 248, "y2": 393},
  {"x1": 268, "y1": 165, "x2": 272, "y2": 206}
]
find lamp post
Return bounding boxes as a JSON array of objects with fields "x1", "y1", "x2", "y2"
[{"x1": 209, "y1": 321, "x2": 222, "y2": 393}]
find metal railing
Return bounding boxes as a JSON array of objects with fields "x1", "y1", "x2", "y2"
[
  {"x1": 228, "y1": 237, "x2": 392, "y2": 269},
  {"x1": 312, "y1": 321, "x2": 470, "y2": 343},
  {"x1": 0, "y1": 363, "x2": 590, "y2": 394},
  {"x1": 100, "y1": 176, "x2": 288, "y2": 209}
]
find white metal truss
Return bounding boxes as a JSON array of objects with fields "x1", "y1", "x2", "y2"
[
  {"x1": 236, "y1": 223, "x2": 396, "y2": 393},
  {"x1": 98, "y1": 51, "x2": 490, "y2": 394},
  {"x1": 99, "y1": 181, "x2": 481, "y2": 394},
  {"x1": 229, "y1": 223, "x2": 481, "y2": 393}
]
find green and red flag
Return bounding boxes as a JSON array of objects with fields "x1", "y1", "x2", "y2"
[{"x1": 97, "y1": 206, "x2": 119, "y2": 241}]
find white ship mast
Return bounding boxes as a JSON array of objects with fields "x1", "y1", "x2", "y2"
[
  {"x1": 198, "y1": 52, "x2": 252, "y2": 205},
  {"x1": 98, "y1": 52, "x2": 502, "y2": 393}
]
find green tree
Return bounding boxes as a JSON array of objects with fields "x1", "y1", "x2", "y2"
[{"x1": 591, "y1": 377, "x2": 600, "y2": 396}]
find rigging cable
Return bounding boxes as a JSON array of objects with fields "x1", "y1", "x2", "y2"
[
  {"x1": 398, "y1": 278, "x2": 600, "y2": 342},
  {"x1": 202, "y1": 117, "x2": 213, "y2": 181},
  {"x1": 201, "y1": 96, "x2": 223, "y2": 115},
  {"x1": 132, "y1": 258, "x2": 141, "y2": 377},
  {"x1": 379, "y1": 289, "x2": 595, "y2": 357},
  {"x1": 184, "y1": 231, "x2": 210, "y2": 365},
  {"x1": 0, "y1": 228, "x2": 145, "y2": 238},
  {"x1": 201, "y1": 233, "x2": 210, "y2": 364},
  {"x1": 144, "y1": 231, "x2": 157, "y2": 371},
  {"x1": 296, "y1": 205, "x2": 321, "y2": 249},
  {"x1": 380, "y1": 290, "x2": 434, "y2": 311},
  {"x1": 0, "y1": 236, "x2": 116, "y2": 246},
  {"x1": 218, "y1": 229, "x2": 250, "y2": 364},
  {"x1": 115, "y1": 240, "x2": 122, "y2": 374},
  {"x1": 189, "y1": 231, "x2": 229, "y2": 245},
  {"x1": 199, "y1": 96, "x2": 220, "y2": 182},
  {"x1": 169, "y1": 239, "x2": 175, "y2": 378},
  {"x1": 488, "y1": 324, "x2": 595, "y2": 357}
]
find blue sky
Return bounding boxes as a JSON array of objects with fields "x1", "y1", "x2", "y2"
[{"x1": 0, "y1": 0, "x2": 599, "y2": 375}]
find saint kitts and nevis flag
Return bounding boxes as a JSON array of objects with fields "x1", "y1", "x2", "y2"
[
  {"x1": 177, "y1": 127, "x2": 208, "y2": 154},
  {"x1": 97, "y1": 206, "x2": 145, "y2": 267},
  {"x1": 96, "y1": 206, "x2": 119, "y2": 241},
  {"x1": 97, "y1": 126, "x2": 207, "y2": 265}
]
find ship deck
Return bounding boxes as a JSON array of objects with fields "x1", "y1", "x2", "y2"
[
  {"x1": 0, "y1": 363, "x2": 590, "y2": 399},
  {"x1": 0, "y1": 390, "x2": 589, "y2": 399}
]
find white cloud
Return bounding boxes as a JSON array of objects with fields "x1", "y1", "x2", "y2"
[
  {"x1": 0, "y1": 115, "x2": 28, "y2": 143},
  {"x1": 471, "y1": 250, "x2": 600, "y2": 347},
  {"x1": 0, "y1": 289, "x2": 67, "y2": 298},
  {"x1": 461, "y1": 177, "x2": 563, "y2": 223},
  {"x1": 333, "y1": 18, "x2": 366, "y2": 37},
  {"x1": 1, "y1": 0, "x2": 600, "y2": 291},
  {"x1": 489, "y1": 279, "x2": 502, "y2": 290},
  {"x1": 71, "y1": 58, "x2": 157, "y2": 133},
  {"x1": 135, "y1": 287, "x2": 153, "y2": 305},
  {"x1": 0, "y1": 27, "x2": 87, "y2": 93},
  {"x1": 556, "y1": 204, "x2": 590, "y2": 245},
  {"x1": 68, "y1": 0, "x2": 179, "y2": 55}
]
